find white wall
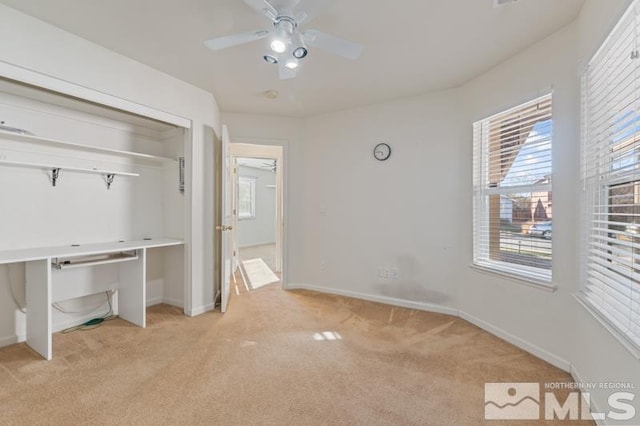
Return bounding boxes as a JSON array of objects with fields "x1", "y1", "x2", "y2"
[
  {"x1": 460, "y1": 2, "x2": 639, "y2": 422},
  {"x1": 0, "y1": 4, "x2": 220, "y2": 321},
  {"x1": 237, "y1": 165, "x2": 276, "y2": 248},
  {"x1": 221, "y1": 113, "x2": 305, "y2": 283},
  {"x1": 224, "y1": 101, "x2": 465, "y2": 315},
  {"x1": 458, "y1": 21, "x2": 580, "y2": 370},
  {"x1": 572, "y1": 0, "x2": 640, "y2": 420},
  {"x1": 224, "y1": 2, "x2": 639, "y2": 422},
  {"x1": 457, "y1": 3, "x2": 640, "y2": 420},
  {"x1": 8, "y1": 0, "x2": 634, "y2": 419},
  {"x1": 298, "y1": 90, "x2": 464, "y2": 313}
]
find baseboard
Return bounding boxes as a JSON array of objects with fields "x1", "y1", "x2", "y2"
[
  {"x1": 570, "y1": 365, "x2": 607, "y2": 426},
  {"x1": 145, "y1": 296, "x2": 183, "y2": 308},
  {"x1": 146, "y1": 296, "x2": 164, "y2": 307},
  {"x1": 161, "y1": 297, "x2": 184, "y2": 308},
  {"x1": 286, "y1": 283, "x2": 459, "y2": 317},
  {"x1": 287, "y1": 283, "x2": 571, "y2": 373},
  {"x1": 0, "y1": 297, "x2": 187, "y2": 350},
  {"x1": 52, "y1": 314, "x2": 106, "y2": 334},
  {"x1": 459, "y1": 310, "x2": 571, "y2": 372},
  {"x1": 187, "y1": 302, "x2": 215, "y2": 317},
  {"x1": 0, "y1": 334, "x2": 24, "y2": 348}
]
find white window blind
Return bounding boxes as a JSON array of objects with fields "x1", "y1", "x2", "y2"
[
  {"x1": 581, "y1": 0, "x2": 640, "y2": 351},
  {"x1": 473, "y1": 94, "x2": 553, "y2": 284}
]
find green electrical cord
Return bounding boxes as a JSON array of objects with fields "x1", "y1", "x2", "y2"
[{"x1": 60, "y1": 291, "x2": 118, "y2": 334}]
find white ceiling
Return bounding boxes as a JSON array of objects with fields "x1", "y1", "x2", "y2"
[{"x1": 0, "y1": 0, "x2": 585, "y2": 117}]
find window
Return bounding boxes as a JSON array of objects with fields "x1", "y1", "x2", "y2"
[
  {"x1": 581, "y1": 0, "x2": 640, "y2": 352},
  {"x1": 473, "y1": 94, "x2": 553, "y2": 284},
  {"x1": 238, "y1": 176, "x2": 256, "y2": 219}
]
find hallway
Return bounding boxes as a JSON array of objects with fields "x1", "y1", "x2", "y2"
[{"x1": 237, "y1": 243, "x2": 280, "y2": 293}]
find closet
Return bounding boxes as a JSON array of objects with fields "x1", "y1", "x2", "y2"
[{"x1": 0, "y1": 77, "x2": 189, "y2": 359}]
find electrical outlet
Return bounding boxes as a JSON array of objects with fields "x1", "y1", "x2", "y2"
[
  {"x1": 320, "y1": 261, "x2": 326, "y2": 271},
  {"x1": 378, "y1": 267, "x2": 396, "y2": 279},
  {"x1": 383, "y1": 267, "x2": 390, "y2": 279}
]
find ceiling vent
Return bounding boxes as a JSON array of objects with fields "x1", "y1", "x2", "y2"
[{"x1": 493, "y1": 0, "x2": 518, "y2": 7}]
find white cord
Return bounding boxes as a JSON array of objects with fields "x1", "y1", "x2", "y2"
[
  {"x1": 53, "y1": 290, "x2": 114, "y2": 315},
  {"x1": 6, "y1": 264, "x2": 26, "y2": 313},
  {"x1": 6, "y1": 265, "x2": 114, "y2": 316}
]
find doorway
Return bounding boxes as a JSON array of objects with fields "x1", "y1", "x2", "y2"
[{"x1": 230, "y1": 143, "x2": 284, "y2": 295}]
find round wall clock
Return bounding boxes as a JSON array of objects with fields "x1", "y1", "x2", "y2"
[{"x1": 373, "y1": 142, "x2": 391, "y2": 161}]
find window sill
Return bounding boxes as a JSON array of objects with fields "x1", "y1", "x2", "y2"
[
  {"x1": 470, "y1": 263, "x2": 557, "y2": 292},
  {"x1": 574, "y1": 293, "x2": 640, "y2": 360}
]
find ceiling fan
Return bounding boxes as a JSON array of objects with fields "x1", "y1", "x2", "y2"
[
  {"x1": 262, "y1": 161, "x2": 277, "y2": 172},
  {"x1": 204, "y1": 0, "x2": 363, "y2": 80}
]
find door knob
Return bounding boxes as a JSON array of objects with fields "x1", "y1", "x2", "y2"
[{"x1": 216, "y1": 225, "x2": 233, "y2": 231}]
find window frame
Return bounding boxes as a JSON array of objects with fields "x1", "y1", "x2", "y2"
[
  {"x1": 472, "y1": 93, "x2": 554, "y2": 288},
  {"x1": 579, "y1": 0, "x2": 640, "y2": 356},
  {"x1": 238, "y1": 176, "x2": 257, "y2": 220}
]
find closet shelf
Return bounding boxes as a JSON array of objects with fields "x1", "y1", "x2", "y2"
[
  {"x1": 0, "y1": 129, "x2": 176, "y2": 165},
  {"x1": 0, "y1": 159, "x2": 139, "y2": 177},
  {"x1": 0, "y1": 159, "x2": 138, "y2": 189}
]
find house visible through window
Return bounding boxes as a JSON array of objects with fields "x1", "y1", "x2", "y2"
[
  {"x1": 238, "y1": 176, "x2": 256, "y2": 219},
  {"x1": 473, "y1": 93, "x2": 553, "y2": 284}
]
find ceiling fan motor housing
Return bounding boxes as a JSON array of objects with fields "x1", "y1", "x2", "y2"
[{"x1": 265, "y1": 15, "x2": 308, "y2": 65}]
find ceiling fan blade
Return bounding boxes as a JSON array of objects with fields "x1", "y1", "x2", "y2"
[
  {"x1": 204, "y1": 30, "x2": 269, "y2": 51},
  {"x1": 292, "y1": 0, "x2": 330, "y2": 25},
  {"x1": 278, "y1": 62, "x2": 297, "y2": 80},
  {"x1": 303, "y1": 29, "x2": 363, "y2": 60},
  {"x1": 243, "y1": 0, "x2": 279, "y2": 21}
]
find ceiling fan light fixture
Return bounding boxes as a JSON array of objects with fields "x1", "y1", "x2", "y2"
[
  {"x1": 293, "y1": 46, "x2": 308, "y2": 59},
  {"x1": 263, "y1": 54, "x2": 278, "y2": 64},
  {"x1": 270, "y1": 19, "x2": 293, "y2": 54},
  {"x1": 290, "y1": 31, "x2": 308, "y2": 59},
  {"x1": 285, "y1": 57, "x2": 299, "y2": 69},
  {"x1": 270, "y1": 38, "x2": 287, "y2": 54}
]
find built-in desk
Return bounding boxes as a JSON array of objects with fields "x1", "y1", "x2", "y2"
[{"x1": 0, "y1": 238, "x2": 184, "y2": 360}]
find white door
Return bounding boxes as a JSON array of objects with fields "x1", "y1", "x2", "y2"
[
  {"x1": 231, "y1": 162, "x2": 239, "y2": 273},
  {"x1": 219, "y1": 125, "x2": 233, "y2": 313}
]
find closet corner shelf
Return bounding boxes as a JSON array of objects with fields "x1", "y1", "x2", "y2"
[{"x1": 0, "y1": 129, "x2": 177, "y2": 165}]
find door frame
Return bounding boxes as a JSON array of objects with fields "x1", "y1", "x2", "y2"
[{"x1": 230, "y1": 139, "x2": 287, "y2": 287}]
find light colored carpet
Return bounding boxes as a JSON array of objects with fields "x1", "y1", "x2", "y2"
[
  {"x1": 242, "y1": 258, "x2": 280, "y2": 290},
  {"x1": 0, "y1": 286, "x2": 593, "y2": 425},
  {"x1": 240, "y1": 243, "x2": 277, "y2": 272}
]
